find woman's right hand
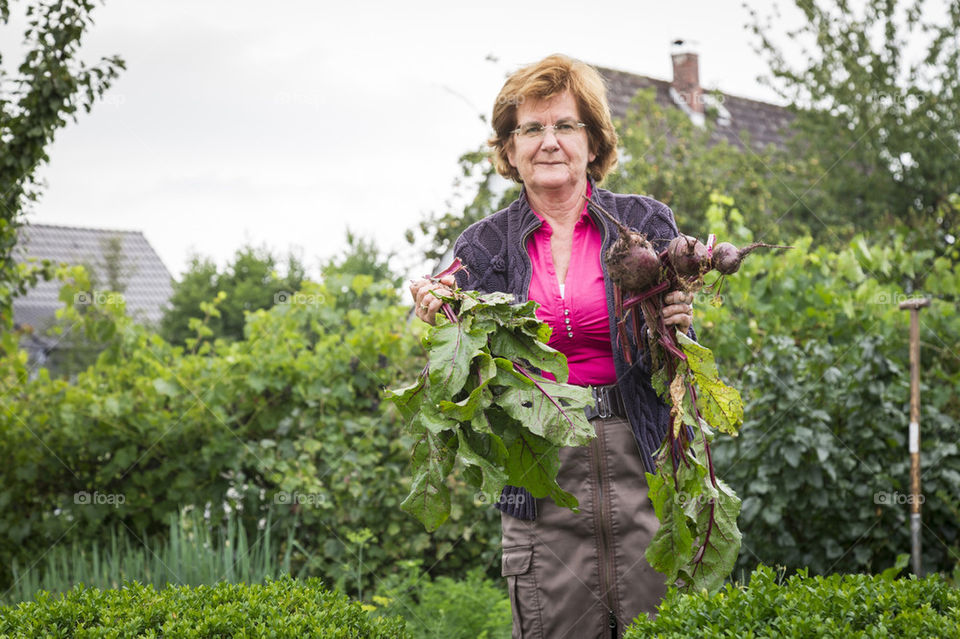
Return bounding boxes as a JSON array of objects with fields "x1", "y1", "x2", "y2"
[{"x1": 409, "y1": 274, "x2": 456, "y2": 325}]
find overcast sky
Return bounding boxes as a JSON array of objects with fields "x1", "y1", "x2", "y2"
[{"x1": 12, "y1": 0, "x2": 803, "y2": 280}]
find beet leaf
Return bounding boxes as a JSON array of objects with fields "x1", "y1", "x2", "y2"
[
  {"x1": 676, "y1": 332, "x2": 744, "y2": 436},
  {"x1": 385, "y1": 286, "x2": 594, "y2": 531}
]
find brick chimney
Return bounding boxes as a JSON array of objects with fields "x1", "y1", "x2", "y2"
[{"x1": 671, "y1": 42, "x2": 703, "y2": 114}]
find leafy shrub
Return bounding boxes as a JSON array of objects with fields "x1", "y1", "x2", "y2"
[
  {"x1": 370, "y1": 561, "x2": 511, "y2": 639},
  {"x1": 0, "y1": 262, "x2": 501, "y2": 594},
  {"x1": 159, "y1": 244, "x2": 306, "y2": 346},
  {"x1": 625, "y1": 564, "x2": 960, "y2": 638},
  {"x1": 0, "y1": 577, "x2": 409, "y2": 638},
  {"x1": 698, "y1": 196, "x2": 960, "y2": 576}
]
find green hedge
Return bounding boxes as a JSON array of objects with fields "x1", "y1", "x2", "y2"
[
  {"x1": 368, "y1": 562, "x2": 511, "y2": 639},
  {"x1": 626, "y1": 565, "x2": 960, "y2": 638},
  {"x1": 0, "y1": 577, "x2": 409, "y2": 638}
]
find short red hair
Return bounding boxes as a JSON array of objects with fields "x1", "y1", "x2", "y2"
[{"x1": 489, "y1": 54, "x2": 618, "y2": 183}]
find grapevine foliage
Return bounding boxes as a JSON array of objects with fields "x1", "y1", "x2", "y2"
[{"x1": 386, "y1": 289, "x2": 595, "y2": 531}]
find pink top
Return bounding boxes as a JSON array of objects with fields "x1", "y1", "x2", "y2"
[{"x1": 525, "y1": 190, "x2": 617, "y2": 386}]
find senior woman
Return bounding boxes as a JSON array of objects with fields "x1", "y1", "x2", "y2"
[{"x1": 409, "y1": 54, "x2": 694, "y2": 639}]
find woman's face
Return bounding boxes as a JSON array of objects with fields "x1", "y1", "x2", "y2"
[{"x1": 506, "y1": 90, "x2": 595, "y2": 195}]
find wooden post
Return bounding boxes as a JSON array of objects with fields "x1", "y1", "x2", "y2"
[{"x1": 899, "y1": 297, "x2": 929, "y2": 576}]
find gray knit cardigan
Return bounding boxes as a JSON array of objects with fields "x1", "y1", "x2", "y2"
[{"x1": 452, "y1": 181, "x2": 695, "y2": 520}]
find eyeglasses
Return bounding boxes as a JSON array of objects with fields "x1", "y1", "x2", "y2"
[{"x1": 511, "y1": 119, "x2": 587, "y2": 139}]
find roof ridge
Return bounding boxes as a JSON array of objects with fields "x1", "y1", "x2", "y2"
[
  {"x1": 714, "y1": 89, "x2": 789, "y2": 108},
  {"x1": 595, "y1": 63, "x2": 788, "y2": 108},
  {"x1": 595, "y1": 65, "x2": 667, "y2": 84},
  {"x1": 20, "y1": 222, "x2": 147, "y2": 236}
]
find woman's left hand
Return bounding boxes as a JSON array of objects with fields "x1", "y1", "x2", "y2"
[{"x1": 663, "y1": 290, "x2": 695, "y2": 333}]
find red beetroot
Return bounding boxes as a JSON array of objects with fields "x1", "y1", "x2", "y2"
[
  {"x1": 711, "y1": 241, "x2": 793, "y2": 275},
  {"x1": 667, "y1": 235, "x2": 710, "y2": 278},
  {"x1": 605, "y1": 230, "x2": 661, "y2": 295},
  {"x1": 584, "y1": 194, "x2": 663, "y2": 295}
]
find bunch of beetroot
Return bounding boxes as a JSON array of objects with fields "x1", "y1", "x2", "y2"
[
  {"x1": 588, "y1": 194, "x2": 792, "y2": 591},
  {"x1": 587, "y1": 195, "x2": 790, "y2": 369}
]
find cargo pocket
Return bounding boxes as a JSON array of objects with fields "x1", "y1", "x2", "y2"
[{"x1": 501, "y1": 545, "x2": 540, "y2": 639}]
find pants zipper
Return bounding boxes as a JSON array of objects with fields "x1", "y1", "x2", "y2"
[{"x1": 592, "y1": 420, "x2": 619, "y2": 638}]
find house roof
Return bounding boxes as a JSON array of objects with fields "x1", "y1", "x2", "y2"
[
  {"x1": 13, "y1": 223, "x2": 174, "y2": 334},
  {"x1": 597, "y1": 65, "x2": 794, "y2": 151}
]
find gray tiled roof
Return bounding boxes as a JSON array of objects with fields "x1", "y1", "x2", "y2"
[
  {"x1": 598, "y1": 66, "x2": 794, "y2": 151},
  {"x1": 13, "y1": 223, "x2": 174, "y2": 334}
]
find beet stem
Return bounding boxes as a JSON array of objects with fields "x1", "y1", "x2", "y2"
[
  {"x1": 432, "y1": 257, "x2": 466, "y2": 280},
  {"x1": 583, "y1": 195, "x2": 631, "y2": 235},
  {"x1": 622, "y1": 280, "x2": 671, "y2": 310},
  {"x1": 441, "y1": 303, "x2": 458, "y2": 324},
  {"x1": 686, "y1": 379, "x2": 718, "y2": 488}
]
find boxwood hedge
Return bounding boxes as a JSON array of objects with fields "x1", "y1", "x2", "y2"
[
  {"x1": 626, "y1": 565, "x2": 960, "y2": 638},
  {"x1": 0, "y1": 577, "x2": 409, "y2": 638}
]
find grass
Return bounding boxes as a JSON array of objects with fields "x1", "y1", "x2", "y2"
[{"x1": 2, "y1": 507, "x2": 307, "y2": 605}]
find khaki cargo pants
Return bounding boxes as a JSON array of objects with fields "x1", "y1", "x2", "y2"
[{"x1": 500, "y1": 415, "x2": 666, "y2": 639}]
